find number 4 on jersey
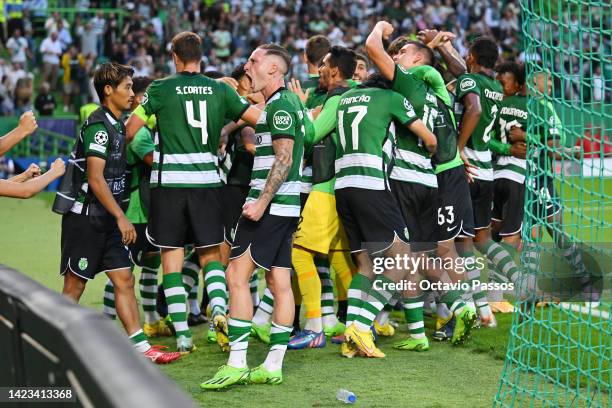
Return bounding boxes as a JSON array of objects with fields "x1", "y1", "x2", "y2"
[{"x1": 186, "y1": 100, "x2": 209, "y2": 144}]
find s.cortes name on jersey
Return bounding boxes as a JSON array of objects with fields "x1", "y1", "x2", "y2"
[{"x1": 175, "y1": 85, "x2": 214, "y2": 95}]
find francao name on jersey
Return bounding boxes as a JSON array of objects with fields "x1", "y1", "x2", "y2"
[
  {"x1": 340, "y1": 94, "x2": 371, "y2": 105},
  {"x1": 484, "y1": 89, "x2": 504, "y2": 101},
  {"x1": 500, "y1": 106, "x2": 528, "y2": 119},
  {"x1": 175, "y1": 86, "x2": 214, "y2": 95}
]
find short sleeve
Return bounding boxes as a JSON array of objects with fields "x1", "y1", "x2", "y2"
[
  {"x1": 129, "y1": 127, "x2": 155, "y2": 163},
  {"x1": 456, "y1": 74, "x2": 481, "y2": 100},
  {"x1": 267, "y1": 99, "x2": 297, "y2": 140},
  {"x1": 389, "y1": 91, "x2": 418, "y2": 126},
  {"x1": 140, "y1": 80, "x2": 162, "y2": 117},
  {"x1": 82, "y1": 123, "x2": 110, "y2": 160},
  {"x1": 221, "y1": 81, "x2": 250, "y2": 121}
]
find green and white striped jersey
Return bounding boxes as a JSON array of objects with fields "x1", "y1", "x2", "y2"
[
  {"x1": 456, "y1": 72, "x2": 504, "y2": 181},
  {"x1": 334, "y1": 87, "x2": 418, "y2": 191},
  {"x1": 139, "y1": 72, "x2": 249, "y2": 188},
  {"x1": 494, "y1": 94, "x2": 527, "y2": 183},
  {"x1": 247, "y1": 88, "x2": 305, "y2": 217}
]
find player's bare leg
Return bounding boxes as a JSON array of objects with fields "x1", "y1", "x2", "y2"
[
  {"x1": 106, "y1": 268, "x2": 140, "y2": 335},
  {"x1": 62, "y1": 270, "x2": 86, "y2": 302}
]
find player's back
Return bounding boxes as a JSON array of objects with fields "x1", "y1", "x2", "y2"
[{"x1": 143, "y1": 72, "x2": 249, "y2": 188}]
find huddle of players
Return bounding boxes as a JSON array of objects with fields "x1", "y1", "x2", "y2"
[{"x1": 54, "y1": 21, "x2": 578, "y2": 388}]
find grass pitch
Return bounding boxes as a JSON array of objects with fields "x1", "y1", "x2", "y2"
[{"x1": 1, "y1": 183, "x2": 609, "y2": 407}]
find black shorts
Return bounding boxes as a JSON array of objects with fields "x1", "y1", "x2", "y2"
[
  {"x1": 492, "y1": 178, "x2": 525, "y2": 236},
  {"x1": 300, "y1": 192, "x2": 309, "y2": 211},
  {"x1": 469, "y1": 179, "x2": 494, "y2": 230},
  {"x1": 390, "y1": 180, "x2": 438, "y2": 253},
  {"x1": 223, "y1": 185, "x2": 250, "y2": 244},
  {"x1": 147, "y1": 187, "x2": 224, "y2": 249},
  {"x1": 230, "y1": 211, "x2": 298, "y2": 271},
  {"x1": 60, "y1": 213, "x2": 131, "y2": 280},
  {"x1": 128, "y1": 223, "x2": 159, "y2": 267},
  {"x1": 436, "y1": 166, "x2": 475, "y2": 241},
  {"x1": 335, "y1": 187, "x2": 409, "y2": 255},
  {"x1": 527, "y1": 174, "x2": 561, "y2": 220}
]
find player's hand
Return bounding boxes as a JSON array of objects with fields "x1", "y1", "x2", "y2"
[
  {"x1": 49, "y1": 158, "x2": 66, "y2": 177},
  {"x1": 18, "y1": 111, "x2": 38, "y2": 136},
  {"x1": 418, "y1": 29, "x2": 440, "y2": 45},
  {"x1": 288, "y1": 78, "x2": 310, "y2": 103},
  {"x1": 242, "y1": 200, "x2": 266, "y2": 222},
  {"x1": 24, "y1": 163, "x2": 41, "y2": 179},
  {"x1": 219, "y1": 76, "x2": 238, "y2": 90},
  {"x1": 508, "y1": 126, "x2": 526, "y2": 142},
  {"x1": 311, "y1": 105, "x2": 323, "y2": 119},
  {"x1": 117, "y1": 214, "x2": 137, "y2": 245},
  {"x1": 374, "y1": 21, "x2": 394, "y2": 40},
  {"x1": 460, "y1": 150, "x2": 478, "y2": 183},
  {"x1": 427, "y1": 31, "x2": 456, "y2": 49},
  {"x1": 510, "y1": 142, "x2": 527, "y2": 159}
]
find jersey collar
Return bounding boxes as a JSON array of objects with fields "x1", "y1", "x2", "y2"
[
  {"x1": 266, "y1": 86, "x2": 286, "y2": 103},
  {"x1": 178, "y1": 71, "x2": 200, "y2": 76}
]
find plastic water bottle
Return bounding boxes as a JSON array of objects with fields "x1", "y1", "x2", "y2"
[{"x1": 336, "y1": 389, "x2": 356, "y2": 404}]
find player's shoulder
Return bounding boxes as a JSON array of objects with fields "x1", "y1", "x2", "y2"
[
  {"x1": 457, "y1": 73, "x2": 480, "y2": 93},
  {"x1": 270, "y1": 89, "x2": 300, "y2": 113}
]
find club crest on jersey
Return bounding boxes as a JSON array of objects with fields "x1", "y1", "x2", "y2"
[
  {"x1": 272, "y1": 110, "x2": 292, "y2": 131},
  {"x1": 78, "y1": 258, "x2": 88, "y2": 271},
  {"x1": 94, "y1": 130, "x2": 109, "y2": 145},
  {"x1": 141, "y1": 92, "x2": 148, "y2": 105},
  {"x1": 460, "y1": 78, "x2": 476, "y2": 92}
]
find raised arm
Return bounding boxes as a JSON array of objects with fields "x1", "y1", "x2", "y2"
[
  {"x1": 0, "y1": 111, "x2": 38, "y2": 156},
  {"x1": 365, "y1": 21, "x2": 396, "y2": 81},
  {"x1": 419, "y1": 29, "x2": 467, "y2": 77},
  {"x1": 125, "y1": 106, "x2": 147, "y2": 144},
  {"x1": 0, "y1": 158, "x2": 64, "y2": 198}
]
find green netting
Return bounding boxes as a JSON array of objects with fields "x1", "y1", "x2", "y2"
[{"x1": 494, "y1": 1, "x2": 611, "y2": 407}]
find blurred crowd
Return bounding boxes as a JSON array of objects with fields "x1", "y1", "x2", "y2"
[{"x1": 0, "y1": 0, "x2": 608, "y2": 117}]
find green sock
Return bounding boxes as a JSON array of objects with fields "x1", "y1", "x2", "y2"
[
  {"x1": 182, "y1": 250, "x2": 200, "y2": 294},
  {"x1": 129, "y1": 329, "x2": 150, "y2": 353},
  {"x1": 440, "y1": 290, "x2": 466, "y2": 316},
  {"x1": 253, "y1": 287, "x2": 273, "y2": 325},
  {"x1": 204, "y1": 261, "x2": 228, "y2": 317},
  {"x1": 266, "y1": 322, "x2": 293, "y2": 371},
  {"x1": 140, "y1": 255, "x2": 160, "y2": 324},
  {"x1": 464, "y1": 251, "x2": 491, "y2": 317},
  {"x1": 249, "y1": 270, "x2": 260, "y2": 307},
  {"x1": 403, "y1": 296, "x2": 425, "y2": 339},
  {"x1": 483, "y1": 241, "x2": 521, "y2": 283},
  {"x1": 354, "y1": 275, "x2": 394, "y2": 331},
  {"x1": 346, "y1": 273, "x2": 372, "y2": 327},
  {"x1": 317, "y1": 258, "x2": 335, "y2": 317},
  {"x1": 103, "y1": 279, "x2": 116, "y2": 319},
  {"x1": 163, "y1": 272, "x2": 191, "y2": 338}
]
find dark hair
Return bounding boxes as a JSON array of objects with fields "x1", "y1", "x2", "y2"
[
  {"x1": 231, "y1": 64, "x2": 246, "y2": 81},
  {"x1": 305, "y1": 35, "x2": 331, "y2": 65},
  {"x1": 354, "y1": 52, "x2": 369, "y2": 68},
  {"x1": 387, "y1": 36, "x2": 409, "y2": 57},
  {"x1": 93, "y1": 62, "x2": 134, "y2": 102},
  {"x1": 360, "y1": 73, "x2": 393, "y2": 90},
  {"x1": 469, "y1": 37, "x2": 499, "y2": 69},
  {"x1": 204, "y1": 70, "x2": 224, "y2": 79},
  {"x1": 258, "y1": 43, "x2": 291, "y2": 74},
  {"x1": 495, "y1": 61, "x2": 525, "y2": 86},
  {"x1": 171, "y1": 31, "x2": 203, "y2": 64},
  {"x1": 132, "y1": 76, "x2": 152, "y2": 94},
  {"x1": 328, "y1": 46, "x2": 357, "y2": 80},
  {"x1": 405, "y1": 41, "x2": 435, "y2": 66}
]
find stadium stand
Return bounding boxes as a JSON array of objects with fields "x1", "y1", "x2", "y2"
[{"x1": 0, "y1": 264, "x2": 197, "y2": 408}]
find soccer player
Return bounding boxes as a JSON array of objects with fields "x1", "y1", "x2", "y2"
[
  {"x1": 56, "y1": 62, "x2": 180, "y2": 364},
  {"x1": 488, "y1": 62, "x2": 532, "y2": 295},
  {"x1": 366, "y1": 22, "x2": 478, "y2": 347},
  {"x1": 453, "y1": 37, "x2": 506, "y2": 326},
  {"x1": 288, "y1": 46, "x2": 358, "y2": 350},
  {"x1": 352, "y1": 53, "x2": 369, "y2": 83},
  {"x1": 201, "y1": 43, "x2": 305, "y2": 389},
  {"x1": 125, "y1": 32, "x2": 262, "y2": 354},
  {"x1": 333, "y1": 74, "x2": 437, "y2": 358}
]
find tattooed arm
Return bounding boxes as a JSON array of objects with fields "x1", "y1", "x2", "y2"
[{"x1": 242, "y1": 137, "x2": 294, "y2": 221}]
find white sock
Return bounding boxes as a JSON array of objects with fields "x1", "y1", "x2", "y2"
[
  {"x1": 263, "y1": 346, "x2": 286, "y2": 372},
  {"x1": 322, "y1": 314, "x2": 338, "y2": 328},
  {"x1": 228, "y1": 349, "x2": 247, "y2": 369},
  {"x1": 436, "y1": 302, "x2": 451, "y2": 320},
  {"x1": 143, "y1": 310, "x2": 158, "y2": 324},
  {"x1": 252, "y1": 289, "x2": 273, "y2": 326},
  {"x1": 189, "y1": 298, "x2": 201, "y2": 315},
  {"x1": 129, "y1": 330, "x2": 151, "y2": 353},
  {"x1": 305, "y1": 317, "x2": 323, "y2": 332},
  {"x1": 375, "y1": 310, "x2": 389, "y2": 326}
]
